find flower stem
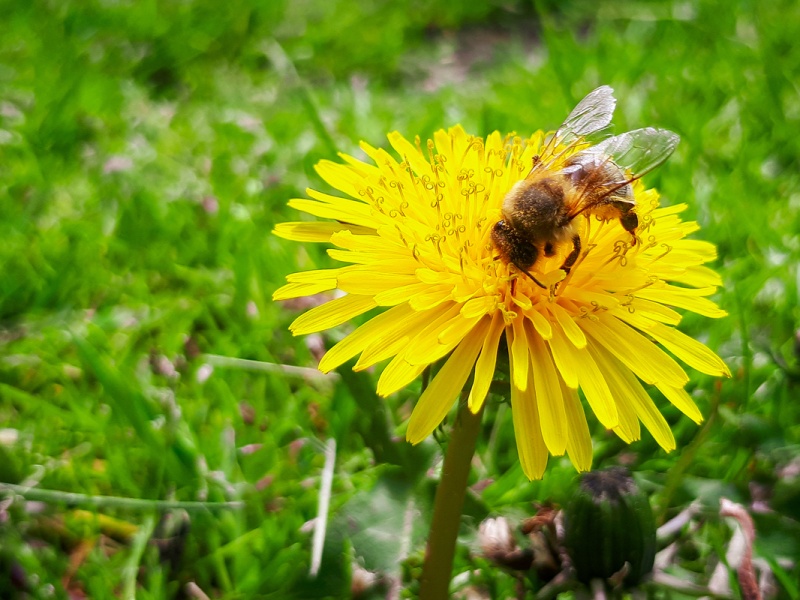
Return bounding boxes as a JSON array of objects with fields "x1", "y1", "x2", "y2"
[
  {"x1": 0, "y1": 483, "x2": 243, "y2": 511},
  {"x1": 419, "y1": 396, "x2": 483, "y2": 599}
]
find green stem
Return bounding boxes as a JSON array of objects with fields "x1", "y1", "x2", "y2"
[
  {"x1": 0, "y1": 483, "x2": 243, "y2": 512},
  {"x1": 657, "y1": 385, "x2": 721, "y2": 523},
  {"x1": 122, "y1": 513, "x2": 156, "y2": 600},
  {"x1": 419, "y1": 395, "x2": 484, "y2": 599}
]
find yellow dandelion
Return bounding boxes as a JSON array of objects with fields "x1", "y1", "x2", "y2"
[{"x1": 273, "y1": 89, "x2": 729, "y2": 480}]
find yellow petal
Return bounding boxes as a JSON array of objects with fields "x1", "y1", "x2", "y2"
[
  {"x1": 656, "y1": 383, "x2": 704, "y2": 424},
  {"x1": 337, "y1": 271, "x2": 419, "y2": 295},
  {"x1": 610, "y1": 305, "x2": 660, "y2": 331},
  {"x1": 406, "y1": 322, "x2": 488, "y2": 444},
  {"x1": 387, "y1": 131, "x2": 431, "y2": 177},
  {"x1": 656, "y1": 265, "x2": 723, "y2": 288},
  {"x1": 676, "y1": 265, "x2": 723, "y2": 287},
  {"x1": 574, "y1": 345, "x2": 618, "y2": 429},
  {"x1": 580, "y1": 317, "x2": 689, "y2": 388},
  {"x1": 618, "y1": 368, "x2": 676, "y2": 452},
  {"x1": 360, "y1": 306, "x2": 449, "y2": 368},
  {"x1": 415, "y1": 268, "x2": 453, "y2": 284},
  {"x1": 549, "y1": 302, "x2": 586, "y2": 348},
  {"x1": 355, "y1": 334, "x2": 411, "y2": 371},
  {"x1": 510, "y1": 356, "x2": 548, "y2": 481},
  {"x1": 568, "y1": 287, "x2": 621, "y2": 310},
  {"x1": 402, "y1": 303, "x2": 467, "y2": 366},
  {"x1": 273, "y1": 281, "x2": 336, "y2": 301},
  {"x1": 377, "y1": 357, "x2": 427, "y2": 397},
  {"x1": 305, "y1": 187, "x2": 376, "y2": 208},
  {"x1": 586, "y1": 345, "x2": 641, "y2": 444},
  {"x1": 524, "y1": 305, "x2": 553, "y2": 340},
  {"x1": 468, "y1": 312, "x2": 505, "y2": 412},
  {"x1": 669, "y1": 239, "x2": 718, "y2": 261},
  {"x1": 358, "y1": 140, "x2": 387, "y2": 162},
  {"x1": 338, "y1": 151, "x2": 384, "y2": 182},
  {"x1": 354, "y1": 303, "x2": 447, "y2": 372},
  {"x1": 561, "y1": 381, "x2": 593, "y2": 472},
  {"x1": 286, "y1": 269, "x2": 342, "y2": 284},
  {"x1": 637, "y1": 285, "x2": 727, "y2": 318},
  {"x1": 289, "y1": 295, "x2": 376, "y2": 336},
  {"x1": 546, "y1": 322, "x2": 580, "y2": 389},
  {"x1": 512, "y1": 290, "x2": 533, "y2": 310},
  {"x1": 434, "y1": 127, "x2": 458, "y2": 168},
  {"x1": 461, "y1": 295, "x2": 496, "y2": 319},
  {"x1": 637, "y1": 302, "x2": 683, "y2": 325},
  {"x1": 409, "y1": 286, "x2": 453, "y2": 311},
  {"x1": 593, "y1": 350, "x2": 676, "y2": 452},
  {"x1": 288, "y1": 197, "x2": 379, "y2": 230},
  {"x1": 326, "y1": 249, "x2": 373, "y2": 264},
  {"x1": 276, "y1": 266, "x2": 349, "y2": 298},
  {"x1": 378, "y1": 304, "x2": 460, "y2": 396},
  {"x1": 622, "y1": 298, "x2": 682, "y2": 326},
  {"x1": 439, "y1": 313, "x2": 485, "y2": 346},
  {"x1": 612, "y1": 395, "x2": 641, "y2": 444},
  {"x1": 314, "y1": 160, "x2": 369, "y2": 200},
  {"x1": 525, "y1": 322, "x2": 567, "y2": 456},
  {"x1": 652, "y1": 203, "x2": 689, "y2": 218},
  {"x1": 510, "y1": 318, "x2": 529, "y2": 392},
  {"x1": 318, "y1": 303, "x2": 416, "y2": 373},
  {"x1": 646, "y1": 323, "x2": 731, "y2": 377},
  {"x1": 273, "y1": 221, "x2": 374, "y2": 242},
  {"x1": 375, "y1": 283, "x2": 431, "y2": 306},
  {"x1": 329, "y1": 229, "x2": 405, "y2": 254}
]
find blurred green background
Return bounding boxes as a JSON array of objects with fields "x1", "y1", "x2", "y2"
[{"x1": 1, "y1": 0, "x2": 799, "y2": 597}]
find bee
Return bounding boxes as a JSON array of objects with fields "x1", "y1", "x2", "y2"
[{"x1": 491, "y1": 86, "x2": 680, "y2": 288}]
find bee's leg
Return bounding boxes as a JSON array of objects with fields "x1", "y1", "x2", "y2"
[
  {"x1": 561, "y1": 234, "x2": 582, "y2": 275},
  {"x1": 514, "y1": 251, "x2": 547, "y2": 289},
  {"x1": 617, "y1": 204, "x2": 639, "y2": 246}
]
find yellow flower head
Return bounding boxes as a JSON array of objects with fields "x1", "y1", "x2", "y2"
[{"x1": 273, "y1": 123, "x2": 729, "y2": 480}]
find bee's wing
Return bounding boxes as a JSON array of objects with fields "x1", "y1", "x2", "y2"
[
  {"x1": 531, "y1": 85, "x2": 617, "y2": 175},
  {"x1": 565, "y1": 127, "x2": 680, "y2": 216},
  {"x1": 575, "y1": 127, "x2": 680, "y2": 179}
]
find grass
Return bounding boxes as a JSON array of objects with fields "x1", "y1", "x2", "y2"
[{"x1": 1, "y1": 0, "x2": 799, "y2": 597}]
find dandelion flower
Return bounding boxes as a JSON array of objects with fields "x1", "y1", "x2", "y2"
[{"x1": 273, "y1": 123, "x2": 729, "y2": 480}]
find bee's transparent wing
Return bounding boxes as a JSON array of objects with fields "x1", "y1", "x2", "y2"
[
  {"x1": 564, "y1": 127, "x2": 680, "y2": 217},
  {"x1": 572, "y1": 127, "x2": 680, "y2": 180},
  {"x1": 557, "y1": 85, "x2": 618, "y2": 144},
  {"x1": 531, "y1": 86, "x2": 617, "y2": 174}
]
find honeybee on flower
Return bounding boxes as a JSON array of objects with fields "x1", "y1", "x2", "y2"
[{"x1": 491, "y1": 85, "x2": 678, "y2": 290}]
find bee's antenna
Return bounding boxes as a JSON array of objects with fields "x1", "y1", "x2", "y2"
[{"x1": 515, "y1": 265, "x2": 547, "y2": 289}]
